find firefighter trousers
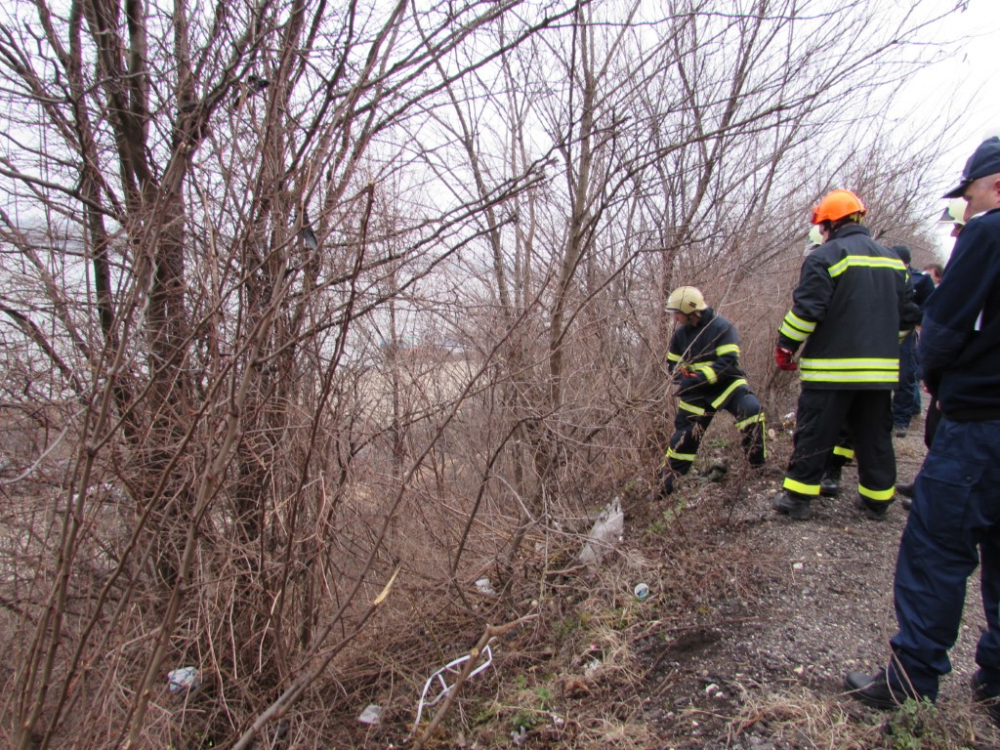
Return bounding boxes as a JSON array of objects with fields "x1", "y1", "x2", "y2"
[
  {"x1": 888, "y1": 418, "x2": 1000, "y2": 700},
  {"x1": 664, "y1": 386, "x2": 765, "y2": 476},
  {"x1": 783, "y1": 389, "x2": 895, "y2": 508}
]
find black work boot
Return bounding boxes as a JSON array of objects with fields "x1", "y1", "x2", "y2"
[
  {"x1": 646, "y1": 471, "x2": 675, "y2": 503},
  {"x1": 896, "y1": 482, "x2": 915, "y2": 498},
  {"x1": 820, "y1": 465, "x2": 842, "y2": 497},
  {"x1": 971, "y1": 670, "x2": 1000, "y2": 728},
  {"x1": 856, "y1": 496, "x2": 890, "y2": 521},
  {"x1": 773, "y1": 492, "x2": 811, "y2": 520},
  {"x1": 845, "y1": 670, "x2": 918, "y2": 709}
]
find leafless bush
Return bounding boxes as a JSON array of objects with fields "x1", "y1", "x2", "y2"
[{"x1": 0, "y1": 0, "x2": 961, "y2": 746}]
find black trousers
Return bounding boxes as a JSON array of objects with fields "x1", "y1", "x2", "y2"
[
  {"x1": 665, "y1": 387, "x2": 766, "y2": 475},
  {"x1": 783, "y1": 389, "x2": 895, "y2": 505}
]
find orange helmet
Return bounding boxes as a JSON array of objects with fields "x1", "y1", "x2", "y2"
[{"x1": 811, "y1": 190, "x2": 866, "y2": 225}]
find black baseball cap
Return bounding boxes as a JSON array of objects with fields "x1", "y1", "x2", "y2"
[{"x1": 943, "y1": 136, "x2": 1000, "y2": 198}]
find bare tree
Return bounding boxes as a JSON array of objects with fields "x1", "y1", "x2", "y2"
[{"x1": 0, "y1": 0, "x2": 962, "y2": 746}]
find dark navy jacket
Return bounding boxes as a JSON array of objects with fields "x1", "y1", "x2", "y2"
[
  {"x1": 667, "y1": 308, "x2": 750, "y2": 412},
  {"x1": 920, "y1": 207, "x2": 1000, "y2": 416},
  {"x1": 777, "y1": 223, "x2": 914, "y2": 390}
]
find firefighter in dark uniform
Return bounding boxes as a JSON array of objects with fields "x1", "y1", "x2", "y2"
[
  {"x1": 773, "y1": 189, "x2": 915, "y2": 521},
  {"x1": 846, "y1": 137, "x2": 1000, "y2": 725},
  {"x1": 649, "y1": 287, "x2": 766, "y2": 498},
  {"x1": 804, "y1": 224, "x2": 858, "y2": 499}
]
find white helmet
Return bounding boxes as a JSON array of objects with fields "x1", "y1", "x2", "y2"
[{"x1": 938, "y1": 197, "x2": 966, "y2": 226}]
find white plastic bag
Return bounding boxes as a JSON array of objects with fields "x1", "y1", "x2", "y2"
[{"x1": 578, "y1": 497, "x2": 624, "y2": 566}]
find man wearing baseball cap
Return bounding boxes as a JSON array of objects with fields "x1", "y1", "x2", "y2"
[{"x1": 845, "y1": 136, "x2": 1000, "y2": 727}]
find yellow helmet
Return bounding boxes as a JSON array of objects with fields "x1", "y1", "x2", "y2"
[{"x1": 666, "y1": 286, "x2": 707, "y2": 314}]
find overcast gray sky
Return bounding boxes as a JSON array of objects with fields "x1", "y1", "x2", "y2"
[{"x1": 901, "y1": 1, "x2": 1000, "y2": 255}]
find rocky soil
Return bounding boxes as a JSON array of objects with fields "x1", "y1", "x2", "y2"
[{"x1": 621, "y1": 419, "x2": 1000, "y2": 749}]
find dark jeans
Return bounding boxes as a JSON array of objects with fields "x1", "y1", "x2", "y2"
[
  {"x1": 892, "y1": 333, "x2": 921, "y2": 428},
  {"x1": 889, "y1": 418, "x2": 1000, "y2": 700}
]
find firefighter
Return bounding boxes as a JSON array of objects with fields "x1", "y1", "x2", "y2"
[
  {"x1": 773, "y1": 189, "x2": 916, "y2": 521},
  {"x1": 803, "y1": 223, "x2": 857, "y2": 499},
  {"x1": 649, "y1": 286, "x2": 766, "y2": 499}
]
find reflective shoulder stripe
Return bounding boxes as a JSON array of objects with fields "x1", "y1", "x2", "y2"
[
  {"x1": 783, "y1": 477, "x2": 821, "y2": 497},
  {"x1": 828, "y1": 255, "x2": 907, "y2": 279},
  {"x1": 710, "y1": 378, "x2": 748, "y2": 409},
  {"x1": 678, "y1": 400, "x2": 707, "y2": 415},
  {"x1": 715, "y1": 343, "x2": 740, "y2": 357},
  {"x1": 667, "y1": 351, "x2": 682, "y2": 362}
]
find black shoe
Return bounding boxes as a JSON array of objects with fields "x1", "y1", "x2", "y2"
[
  {"x1": 894, "y1": 426, "x2": 908, "y2": 438},
  {"x1": 845, "y1": 670, "x2": 916, "y2": 709},
  {"x1": 647, "y1": 472, "x2": 675, "y2": 502},
  {"x1": 896, "y1": 482, "x2": 915, "y2": 498},
  {"x1": 971, "y1": 670, "x2": 1000, "y2": 727},
  {"x1": 900, "y1": 496, "x2": 912, "y2": 512},
  {"x1": 773, "y1": 492, "x2": 811, "y2": 520},
  {"x1": 856, "y1": 497, "x2": 889, "y2": 521},
  {"x1": 820, "y1": 476, "x2": 840, "y2": 497}
]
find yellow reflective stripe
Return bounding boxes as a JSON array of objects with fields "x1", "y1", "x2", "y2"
[
  {"x1": 779, "y1": 311, "x2": 815, "y2": 342},
  {"x1": 736, "y1": 413, "x2": 764, "y2": 430},
  {"x1": 833, "y1": 445, "x2": 855, "y2": 459},
  {"x1": 678, "y1": 400, "x2": 706, "y2": 415},
  {"x1": 710, "y1": 378, "x2": 747, "y2": 409},
  {"x1": 799, "y1": 357, "x2": 898, "y2": 383},
  {"x1": 691, "y1": 363, "x2": 718, "y2": 384},
  {"x1": 716, "y1": 343, "x2": 740, "y2": 357},
  {"x1": 828, "y1": 255, "x2": 906, "y2": 278},
  {"x1": 785, "y1": 311, "x2": 817, "y2": 332},
  {"x1": 859, "y1": 484, "x2": 894, "y2": 502},
  {"x1": 666, "y1": 448, "x2": 696, "y2": 462},
  {"x1": 778, "y1": 325, "x2": 807, "y2": 342},
  {"x1": 799, "y1": 358, "x2": 897, "y2": 370},
  {"x1": 667, "y1": 351, "x2": 682, "y2": 362},
  {"x1": 800, "y1": 372, "x2": 898, "y2": 383},
  {"x1": 783, "y1": 477, "x2": 821, "y2": 496},
  {"x1": 898, "y1": 330, "x2": 907, "y2": 342}
]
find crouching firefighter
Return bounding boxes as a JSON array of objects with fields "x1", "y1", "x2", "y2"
[
  {"x1": 650, "y1": 287, "x2": 767, "y2": 499},
  {"x1": 774, "y1": 189, "x2": 917, "y2": 521}
]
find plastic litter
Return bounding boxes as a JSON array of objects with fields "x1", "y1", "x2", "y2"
[
  {"x1": 634, "y1": 582, "x2": 650, "y2": 600},
  {"x1": 475, "y1": 578, "x2": 496, "y2": 596},
  {"x1": 411, "y1": 645, "x2": 494, "y2": 735},
  {"x1": 578, "y1": 497, "x2": 624, "y2": 566},
  {"x1": 358, "y1": 704, "x2": 383, "y2": 725},
  {"x1": 167, "y1": 666, "x2": 200, "y2": 692}
]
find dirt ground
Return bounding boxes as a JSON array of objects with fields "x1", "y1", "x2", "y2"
[{"x1": 619, "y1": 417, "x2": 1000, "y2": 750}]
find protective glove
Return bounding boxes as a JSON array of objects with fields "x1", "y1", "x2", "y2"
[
  {"x1": 775, "y1": 345, "x2": 798, "y2": 371},
  {"x1": 675, "y1": 367, "x2": 704, "y2": 392}
]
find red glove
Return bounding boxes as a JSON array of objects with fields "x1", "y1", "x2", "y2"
[{"x1": 775, "y1": 345, "x2": 798, "y2": 371}]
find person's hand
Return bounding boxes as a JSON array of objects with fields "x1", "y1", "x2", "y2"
[
  {"x1": 675, "y1": 368, "x2": 703, "y2": 392},
  {"x1": 775, "y1": 345, "x2": 798, "y2": 371}
]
